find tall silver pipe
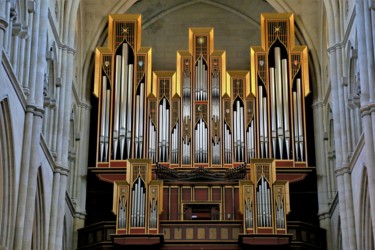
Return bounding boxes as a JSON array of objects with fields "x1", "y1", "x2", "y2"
[
  {"x1": 293, "y1": 92, "x2": 299, "y2": 160},
  {"x1": 126, "y1": 64, "x2": 134, "y2": 158},
  {"x1": 263, "y1": 97, "x2": 268, "y2": 158},
  {"x1": 282, "y1": 59, "x2": 290, "y2": 159},
  {"x1": 236, "y1": 101, "x2": 241, "y2": 161},
  {"x1": 233, "y1": 110, "x2": 237, "y2": 161},
  {"x1": 137, "y1": 178, "x2": 141, "y2": 227},
  {"x1": 120, "y1": 44, "x2": 129, "y2": 159},
  {"x1": 139, "y1": 83, "x2": 144, "y2": 158},
  {"x1": 100, "y1": 76, "x2": 107, "y2": 161},
  {"x1": 140, "y1": 187, "x2": 144, "y2": 227},
  {"x1": 131, "y1": 188, "x2": 136, "y2": 227},
  {"x1": 257, "y1": 191, "x2": 261, "y2": 226},
  {"x1": 135, "y1": 94, "x2": 140, "y2": 158},
  {"x1": 113, "y1": 55, "x2": 122, "y2": 159},
  {"x1": 275, "y1": 47, "x2": 283, "y2": 129},
  {"x1": 240, "y1": 106, "x2": 244, "y2": 161},
  {"x1": 270, "y1": 67, "x2": 277, "y2": 157},
  {"x1": 105, "y1": 89, "x2": 110, "y2": 162},
  {"x1": 259, "y1": 86, "x2": 264, "y2": 158},
  {"x1": 166, "y1": 108, "x2": 170, "y2": 161},
  {"x1": 250, "y1": 122, "x2": 254, "y2": 158},
  {"x1": 296, "y1": 78, "x2": 304, "y2": 160}
]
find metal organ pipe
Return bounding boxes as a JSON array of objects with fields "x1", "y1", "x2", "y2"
[
  {"x1": 293, "y1": 92, "x2": 299, "y2": 160},
  {"x1": 296, "y1": 78, "x2": 304, "y2": 161},
  {"x1": 274, "y1": 47, "x2": 284, "y2": 159},
  {"x1": 149, "y1": 121, "x2": 156, "y2": 163},
  {"x1": 120, "y1": 44, "x2": 129, "y2": 160},
  {"x1": 259, "y1": 86, "x2": 264, "y2": 158},
  {"x1": 282, "y1": 59, "x2": 290, "y2": 159},
  {"x1": 113, "y1": 55, "x2": 122, "y2": 159},
  {"x1": 137, "y1": 82, "x2": 145, "y2": 158},
  {"x1": 100, "y1": 76, "x2": 108, "y2": 161},
  {"x1": 126, "y1": 64, "x2": 134, "y2": 159},
  {"x1": 263, "y1": 96, "x2": 268, "y2": 158},
  {"x1": 270, "y1": 67, "x2": 277, "y2": 157}
]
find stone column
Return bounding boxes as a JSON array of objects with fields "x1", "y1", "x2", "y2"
[
  {"x1": 13, "y1": 0, "x2": 42, "y2": 248},
  {"x1": 313, "y1": 101, "x2": 332, "y2": 250},
  {"x1": 18, "y1": 0, "x2": 48, "y2": 248},
  {"x1": 47, "y1": 170, "x2": 61, "y2": 250},
  {"x1": 356, "y1": 0, "x2": 375, "y2": 241}
]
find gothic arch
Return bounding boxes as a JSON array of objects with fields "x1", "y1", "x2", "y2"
[
  {"x1": 359, "y1": 167, "x2": 375, "y2": 249},
  {"x1": 31, "y1": 168, "x2": 46, "y2": 250},
  {"x1": 0, "y1": 98, "x2": 16, "y2": 249}
]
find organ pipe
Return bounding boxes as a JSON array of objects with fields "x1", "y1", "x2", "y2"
[
  {"x1": 296, "y1": 78, "x2": 304, "y2": 161},
  {"x1": 126, "y1": 64, "x2": 134, "y2": 159},
  {"x1": 282, "y1": 59, "x2": 290, "y2": 159},
  {"x1": 259, "y1": 86, "x2": 264, "y2": 158},
  {"x1": 120, "y1": 44, "x2": 129, "y2": 160},
  {"x1": 113, "y1": 55, "x2": 121, "y2": 159},
  {"x1": 135, "y1": 83, "x2": 145, "y2": 158},
  {"x1": 263, "y1": 96, "x2": 268, "y2": 158},
  {"x1": 274, "y1": 47, "x2": 284, "y2": 159},
  {"x1": 100, "y1": 76, "x2": 108, "y2": 162},
  {"x1": 148, "y1": 120, "x2": 156, "y2": 163},
  {"x1": 270, "y1": 67, "x2": 277, "y2": 157}
]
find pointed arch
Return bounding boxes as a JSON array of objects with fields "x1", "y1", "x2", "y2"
[
  {"x1": 0, "y1": 98, "x2": 16, "y2": 249},
  {"x1": 359, "y1": 167, "x2": 374, "y2": 249},
  {"x1": 31, "y1": 168, "x2": 46, "y2": 250}
]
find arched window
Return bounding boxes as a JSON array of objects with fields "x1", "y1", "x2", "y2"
[
  {"x1": 0, "y1": 98, "x2": 15, "y2": 249},
  {"x1": 31, "y1": 169, "x2": 45, "y2": 250},
  {"x1": 360, "y1": 168, "x2": 374, "y2": 249}
]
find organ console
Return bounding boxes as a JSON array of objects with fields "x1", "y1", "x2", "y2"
[{"x1": 92, "y1": 13, "x2": 310, "y2": 247}]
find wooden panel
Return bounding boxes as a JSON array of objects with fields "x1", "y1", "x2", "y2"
[
  {"x1": 234, "y1": 187, "x2": 240, "y2": 219},
  {"x1": 170, "y1": 187, "x2": 179, "y2": 220},
  {"x1": 197, "y1": 228, "x2": 205, "y2": 239},
  {"x1": 209, "y1": 228, "x2": 217, "y2": 239},
  {"x1": 182, "y1": 187, "x2": 191, "y2": 201},
  {"x1": 225, "y1": 187, "x2": 233, "y2": 219},
  {"x1": 194, "y1": 187, "x2": 208, "y2": 201},
  {"x1": 211, "y1": 187, "x2": 221, "y2": 201},
  {"x1": 162, "y1": 188, "x2": 169, "y2": 220}
]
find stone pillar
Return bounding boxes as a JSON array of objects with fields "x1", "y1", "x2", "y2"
[
  {"x1": 47, "y1": 170, "x2": 61, "y2": 250},
  {"x1": 13, "y1": 0, "x2": 42, "y2": 247},
  {"x1": 356, "y1": 0, "x2": 375, "y2": 241}
]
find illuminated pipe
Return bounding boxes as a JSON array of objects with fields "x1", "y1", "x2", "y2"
[
  {"x1": 266, "y1": 188, "x2": 270, "y2": 226},
  {"x1": 204, "y1": 123, "x2": 207, "y2": 162},
  {"x1": 233, "y1": 109, "x2": 237, "y2": 161},
  {"x1": 250, "y1": 123, "x2": 254, "y2": 158},
  {"x1": 240, "y1": 106, "x2": 244, "y2": 162},
  {"x1": 132, "y1": 188, "x2": 136, "y2": 227},
  {"x1": 275, "y1": 47, "x2": 284, "y2": 158},
  {"x1": 262, "y1": 177, "x2": 266, "y2": 226},
  {"x1": 126, "y1": 64, "x2": 134, "y2": 159},
  {"x1": 139, "y1": 83, "x2": 145, "y2": 158},
  {"x1": 113, "y1": 55, "x2": 122, "y2": 159},
  {"x1": 100, "y1": 76, "x2": 107, "y2": 161},
  {"x1": 270, "y1": 67, "x2": 277, "y2": 157},
  {"x1": 257, "y1": 191, "x2": 261, "y2": 226},
  {"x1": 259, "y1": 86, "x2": 264, "y2": 158},
  {"x1": 135, "y1": 93, "x2": 140, "y2": 158},
  {"x1": 104, "y1": 89, "x2": 110, "y2": 162},
  {"x1": 166, "y1": 107, "x2": 170, "y2": 161},
  {"x1": 140, "y1": 186, "x2": 144, "y2": 227},
  {"x1": 282, "y1": 59, "x2": 290, "y2": 159},
  {"x1": 263, "y1": 97, "x2": 268, "y2": 158},
  {"x1": 293, "y1": 92, "x2": 299, "y2": 160},
  {"x1": 158, "y1": 103, "x2": 163, "y2": 161},
  {"x1": 236, "y1": 101, "x2": 241, "y2": 161},
  {"x1": 120, "y1": 44, "x2": 129, "y2": 160},
  {"x1": 137, "y1": 178, "x2": 141, "y2": 227},
  {"x1": 296, "y1": 78, "x2": 304, "y2": 161}
]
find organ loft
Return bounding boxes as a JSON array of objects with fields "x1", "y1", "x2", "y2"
[{"x1": 91, "y1": 13, "x2": 315, "y2": 249}]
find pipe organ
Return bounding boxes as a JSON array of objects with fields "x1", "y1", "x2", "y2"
[{"x1": 93, "y1": 13, "x2": 310, "y2": 247}]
